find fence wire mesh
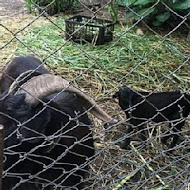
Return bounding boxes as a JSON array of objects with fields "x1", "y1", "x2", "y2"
[{"x1": 0, "y1": 0, "x2": 190, "y2": 189}]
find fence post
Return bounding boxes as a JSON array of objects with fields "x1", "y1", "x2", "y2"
[{"x1": 0, "y1": 125, "x2": 4, "y2": 190}]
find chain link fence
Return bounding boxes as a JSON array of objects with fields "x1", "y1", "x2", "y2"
[{"x1": 0, "y1": 0, "x2": 190, "y2": 189}]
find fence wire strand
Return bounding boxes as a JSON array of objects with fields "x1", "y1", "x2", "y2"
[{"x1": 0, "y1": 0, "x2": 190, "y2": 190}]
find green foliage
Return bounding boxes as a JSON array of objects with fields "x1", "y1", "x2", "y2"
[
  {"x1": 15, "y1": 17, "x2": 189, "y2": 90},
  {"x1": 118, "y1": 0, "x2": 136, "y2": 6},
  {"x1": 25, "y1": 0, "x2": 33, "y2": 12},
  {"x1": 134, "y1": 0, "x2": 152, "y2": 6},
  {"x1": 172, "y1": 0, "x2": 190, "y2": 10},
  {"x1": 107, "y1": 0, "x2": 119, "y2": 22},
  {"x1": 25, "y1": 0, "x2": 80, "y2": 15},
  {"x1": 133, "y1": 7, "x2": 156, "y2": 20},
  {"x1": 152, "y1": 12, "x2": 171, "y2": 26},
  {"x1": 119, "y1": 0, "x2": 190, "y2": 26}
]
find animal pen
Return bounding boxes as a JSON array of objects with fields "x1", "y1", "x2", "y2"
[{"x1": 0, "y1": 0, "x2": 190, "y2": 189}]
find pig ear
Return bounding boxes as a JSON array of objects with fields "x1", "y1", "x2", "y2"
[
  {"x1": 4, "y1": 94, "x2": 26, "y2": 110},
  {"x1": 3, "y1": 94, "x2": 30, "y2": 117},
  {"x1": 4, "y1": 94, "x2": 32, "y2": 120},
  {"x1": 126, "y1": 88, "x2": 139, "y2": 106}
]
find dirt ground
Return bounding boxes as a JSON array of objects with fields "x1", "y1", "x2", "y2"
[{"x1": 0, "y1": 0, "x2": 27, "y2": 17}]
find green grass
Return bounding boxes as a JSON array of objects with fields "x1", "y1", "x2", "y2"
[
  {"x1": 2, "y1": 15, "x2": 190, "y2": 189},
  {"x1": 15, "y1": 16, "x2": 190, "y2": 93}
]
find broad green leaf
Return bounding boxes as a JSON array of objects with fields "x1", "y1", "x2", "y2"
[
  {"x1": 118, "y1": 0, "x2": 136, "y2": 6},
  {"x1": 134, "y1": 0, "x2": 154, "y2": 6},
  {"x1": 172, "y1": 0, "x2": 180, "y2": 2},
  {"x1": 172, "y1": 0, "x2": 190, "y2": 10},
  {"x1": 134, "y1": 7, "x2": 156, "y2": 20},
  {"x1": 152, "y1": 20, "x2": 163, "y2": 26},
  {"x1": 125, "y1": 11, "x2": 135, "y2": 20},
  {"x1": 156, "y1": 12, "x2": 171, "y2": 22}
]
